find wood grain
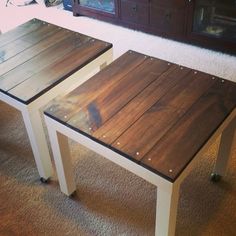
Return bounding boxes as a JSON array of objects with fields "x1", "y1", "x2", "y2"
[
  {"x1": 66, "y1": 57, "x2": 170, "y2": 133},
  {"x1": 45, "y1": 51, "x2": 147, "y2": 122},
  {"x1": 93, "y1": 65, "x2": 188, "y2": 144},
  {"x1": 111, "y1": 71, "x2": 215, "y2": 161},
  {"x1": 208, "y1": 78, "x2": 236, "y2": 104},
  {"x1": 0, "y1": 19, "x2": 43, "y2": 48},
  {"x1": 8, "y1": 39, "x2": 110, "y2": 103},
  {"x1": 0, "y1": 29, "x2": 73, "y2": 76},
  {"x1": 0, "y1": 34, "x2": 83, "y2": 91},
  {"x1": 141, "y1": 79, "x2": 236, "y2": 181},
  {"x1": 0, "y1": 23, "x2": 60, "y2": 64}
]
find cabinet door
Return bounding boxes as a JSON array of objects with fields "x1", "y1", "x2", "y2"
[
  {"x1": 150, "y1": 3, "x2": 185, "y2": 36},
  {"x1": 120, "y1": 0, "x2": 149, "y2": 25}
]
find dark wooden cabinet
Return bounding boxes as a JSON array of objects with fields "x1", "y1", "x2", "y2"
[
  {"x1": 73, "y1": 0, "x2": 236, "y2": 55},
  {"x1": 150, "y1": 4, "x2": 186, "y2": 37},
  {"x1": 120, "y1": 0, "x2": 149, "y2": 26}
]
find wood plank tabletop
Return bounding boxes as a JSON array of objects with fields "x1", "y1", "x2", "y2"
[
  {"x1": 0, "y1": 18, "x2": 112, "y2": 104},
  {"x1": 45, "y1": 50, "x2": 236, "y2": 182}
]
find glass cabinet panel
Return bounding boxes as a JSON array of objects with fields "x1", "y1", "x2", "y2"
[
  {"x1": 79, "y1": 0, "x2": 115, "y2": 14},
  {"x1": 192, "y1": 0, "x2": 236, "y2": 42}
]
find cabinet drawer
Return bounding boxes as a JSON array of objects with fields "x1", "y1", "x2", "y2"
[
  {"x1": 120, "y1": 0, "x2": 149, "y2": 25},
  {"x1": 151, "y1": 0, "x2": 186, "y2": 8},
  {"x1": 150, "y1": 5, "x2": 186, "y2": 35}
]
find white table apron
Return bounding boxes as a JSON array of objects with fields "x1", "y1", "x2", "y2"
[{"x1": 0, "y1": 48, "x2": 112, "y2": 181}]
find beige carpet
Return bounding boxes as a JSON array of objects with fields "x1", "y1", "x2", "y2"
[{"x1": 0, "y1": 100, "x2": 236, "y2": 236}]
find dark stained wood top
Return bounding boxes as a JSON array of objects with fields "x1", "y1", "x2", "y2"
[
  {"x1": 44, "y1": 51, "x2": 236, "y2": 182},
  {"x1": 0, "y1": 18, "x2": 112, "y2": 104}
]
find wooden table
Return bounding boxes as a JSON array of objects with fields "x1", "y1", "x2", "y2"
[
  {"x1": 0, "y1": 18, "x2": 113, "y2": 182},
  {"x1": 44, "y1": 51, "x2": 236, "y2": 235}
]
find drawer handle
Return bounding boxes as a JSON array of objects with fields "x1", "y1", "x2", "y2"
[
  {"x1": 165, "y1": 11, "x2": 172, "y2": 20},
  {"x1": 132, "y1": 4, "x2": 137, "y2": 12}
]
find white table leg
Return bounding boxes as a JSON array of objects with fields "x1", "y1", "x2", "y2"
[
  {"x1": 46, "y1": 120, "x2": 76, "y2": 196},
  {"x1": 212, "y1": 117, "x2": 236, "y2": 179},
  {"x1": 22, "y1": 108, "x2": 53, "y2": 181},
  {"x1": 155, "y1": 183, "x2": 180, "y2": 236}
]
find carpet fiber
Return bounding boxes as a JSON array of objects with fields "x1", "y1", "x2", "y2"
[{"x1": 0, "y1": 3, "x2": 236, "y2": 236}]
